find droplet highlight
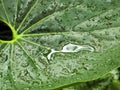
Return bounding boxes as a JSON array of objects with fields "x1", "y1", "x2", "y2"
[{"x1": 47, "y1": 43, "x2": 94, "y2": 60}]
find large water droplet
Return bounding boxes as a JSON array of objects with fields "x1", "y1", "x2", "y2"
[
  {"x1": 61, "y1": 43, "x2": 94, "y2": 52},
  {"x1": 47, "y1": 49, "x2": 60, "y2": 60},
  {"x1": 47, "y1": 43, "x2": 94, "y2": 60}
]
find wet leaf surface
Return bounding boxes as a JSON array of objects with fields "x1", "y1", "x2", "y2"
[{"x1": 0, "y1": 0, "x2": 120, "y2": 90}]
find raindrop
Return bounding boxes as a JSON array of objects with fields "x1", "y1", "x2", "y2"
[
  {"x1": 61, "y1": 43, "x2": 94, "y2": 52},
  {"x1": 47, "y1": 49, "x2": 60, "y2": 60},
  {"x1": 47, "y1": 43, "x2": 94, "y2": 60}
]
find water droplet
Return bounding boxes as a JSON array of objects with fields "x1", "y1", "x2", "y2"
[
  {"x1": 47, "y1": 43, "x2": 94, "y2": 60},
  {"x1": 61, "y1": 43, "x2": 94, "y2": 52},
  {"x1": 47, "y1": 49, "x2": 60, "y2": 60}
]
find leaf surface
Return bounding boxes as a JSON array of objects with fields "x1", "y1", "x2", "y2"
[{"x1": 0, "y1": 0, "x2": 120, "y2": 90}]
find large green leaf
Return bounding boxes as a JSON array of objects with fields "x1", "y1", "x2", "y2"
[{"x1": 0, "y1": 0, "x2": 120, "y2": 90}]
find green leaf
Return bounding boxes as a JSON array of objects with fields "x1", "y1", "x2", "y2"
[{"x1": 0, "y1": 0, "x2": 120, "y2": 90}]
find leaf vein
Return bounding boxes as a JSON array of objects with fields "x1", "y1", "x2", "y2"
[
  {"x1": 17, "y1": 0, "x2": 39, "y2": 31},
  {"x1": 17, "y1": 41, "x2": 39, "y2": 69},
  {"x1": 1, "y1": 0, "x2": 10, "y2": 23}
]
